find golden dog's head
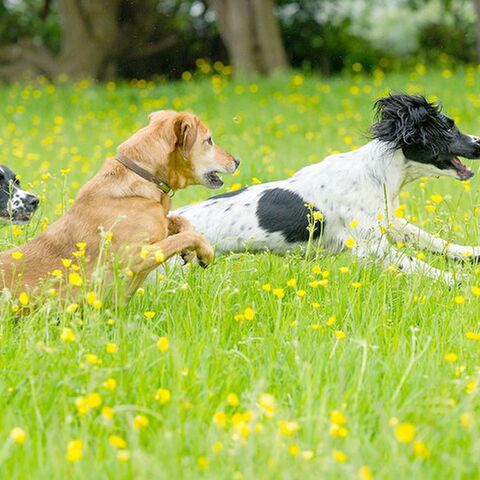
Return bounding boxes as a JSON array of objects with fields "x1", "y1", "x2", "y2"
[{"x1": 119, "y1": 110, "x2": 239, "y2": 190}]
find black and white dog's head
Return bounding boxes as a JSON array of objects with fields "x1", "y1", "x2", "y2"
[
  {"x1": 0, "y1": 165, "x2": 39, "y2": 225},
  {"x1": 372, "y1": 94, "x2": 480, "y2": 181}
]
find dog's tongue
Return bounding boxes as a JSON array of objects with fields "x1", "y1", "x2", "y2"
[{"x1": 452, "y1": 157, "x2": 474, "y2": 180}]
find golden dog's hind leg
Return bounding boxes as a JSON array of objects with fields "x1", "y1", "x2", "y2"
[{"x1": 127, "y1": 231, "x2": 214, "y2": 297}]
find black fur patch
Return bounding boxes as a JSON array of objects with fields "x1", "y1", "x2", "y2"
[
  {"x1": 209, "y1": 187, "x2": 248, "y2": 200},
  {"x1": 256, "y1": 188, "x2": 325, "y2": 243}
]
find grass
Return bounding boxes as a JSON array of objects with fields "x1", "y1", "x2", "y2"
[{"x1": 1, "y1": 64, "x2": 480, "y2": 479}]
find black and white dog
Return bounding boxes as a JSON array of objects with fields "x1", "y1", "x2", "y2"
[
  {"x1": 0, "y1": 165, "x2": 39, "y2": 225},
  {"x1": 172, "y1": 94, "x2": 480, "y2": 284}
]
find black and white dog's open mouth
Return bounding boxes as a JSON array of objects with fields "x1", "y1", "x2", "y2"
[
  {"x1": 0, "y1": 210, "x2": 35, "y2": 224},
  {"x1": 450, "y1": 157, "x2": 474, "y2": 180}
]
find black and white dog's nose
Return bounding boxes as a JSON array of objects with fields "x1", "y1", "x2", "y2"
[
  {"x1": 234, "y1": 157, "x2": 240, "y2": 168},
  {"x1": 25, "y1": 194, "x2": 39, "y2": 210}
]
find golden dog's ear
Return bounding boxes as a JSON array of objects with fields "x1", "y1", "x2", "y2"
[
  {"x1": 174, "y1": 114, "x2": 198, "y2": 158},
  {"x1": 148, "y1": 111, "x2": 198, "y2": 156}
]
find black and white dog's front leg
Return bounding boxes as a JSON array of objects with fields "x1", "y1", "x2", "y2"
[
  {"x1": 391, "y1": 218, "x2": 480, "y2": 262},
  {"x1": 351, "y1": 236, "x2": 459, "y2": 285}
]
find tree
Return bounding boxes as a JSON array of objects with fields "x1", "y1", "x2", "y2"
[
  {"x1": 207, "y1": 0, "x2": 288, "y2": 76},
  {"x1": 0, "y1": 0, "x2": 177, "y2": 81}
]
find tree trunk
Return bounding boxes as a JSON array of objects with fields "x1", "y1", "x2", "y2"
[
  {"x1": 0, "y1": 0, "x2": 121, "y2": 80},
  {"x1": 0, "y1": 0, "x2": 175, "y2": 81},
  {"x1": 56, "y1": 0, "x2": 121, "y2": 78},
  {"x1": 475, "y1": 0, "x2": 480, "y2": 63},
  {"x1": 208, "y1": 0, "x2": 288, "y2": 76},
  {"x1": 250, "y1": 0, "x2": 288, "y2": 74}
]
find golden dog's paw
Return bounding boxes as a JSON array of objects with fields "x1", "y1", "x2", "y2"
[{"x1": 195, "y1": 241, "x2": 214, "y2": 268}]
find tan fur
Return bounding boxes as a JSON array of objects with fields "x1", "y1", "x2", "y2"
[{"x1": 0, "y1": 110, "x2": 237, "y2": 297}]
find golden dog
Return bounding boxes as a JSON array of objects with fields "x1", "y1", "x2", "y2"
[{"x1": 0, "y1": 110, "x2": 239, "y2": 297}]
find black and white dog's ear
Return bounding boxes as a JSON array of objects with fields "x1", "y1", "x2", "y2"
[{"x1": 371, "y1": 93, "x2": 451, "y2": 153}]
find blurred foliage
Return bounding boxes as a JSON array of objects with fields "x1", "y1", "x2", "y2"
[
  {"x1": 0, "y1": 0, "x2": 61, "y2": 51},
  {"x1": 0, "y1": 0, "x2": 478, "y2": 78}
]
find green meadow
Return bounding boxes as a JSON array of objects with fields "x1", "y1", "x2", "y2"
[{"x1": 1, "y1": 65, "x2": 480, "y2": 479}]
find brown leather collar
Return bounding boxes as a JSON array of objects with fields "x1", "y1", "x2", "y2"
[{"x1": 115, "y1": 153, "x2": 173, "y2": 196}]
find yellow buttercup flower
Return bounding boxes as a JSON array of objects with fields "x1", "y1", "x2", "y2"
[
  {"x1": 102, "y1": 378, "x2": 117, "y2": 391},
  {"x1": 278, "y1": 420, "x2": 299, "y2": 436},
  {"x1": 66, "y1": 303, "x2": 79, "y2": 313},
  {"x1": 460, "y1": 412, "x2": 474, "y2": 429},
  {"x1": 11, "y1": 251, "x2": 23, "y2": 260},
  {"x1": 272, "y1": 288, "x2": 284, "y2": 299},
  {"x1": 257, "y1": 393, "x2": 275, "y2": 418},
  {"x1": 197, "y1": 456, "x2": 209, "y2": 470},
  {"x1": 444, "y1": 352, "x2": 458, "y2": 362},
  {"x1": 61, "y1": 328, "x2": 76, "y2": 343},
  {"x1": 330, "y1": 410, "x2": 347, "y2": 425},
  {"x1": 155, "y1": 388, "x2": 171, "y2": 404},
  {"x1": 471, "y1": 286, "x2": 480, "y2": 297},
  {"x1": 66, "y1": 439, "x2": 83, "y2": 462},
  {"x1": 86, "y1": 291, "x2": 96, "y2": 305},
  {"x1": 85, "y1": 353, "x2": 101, "y2": 366},
  {"x1": 212, "y1": 441, "x2": 223, "y2": 453},
  {"x1": 326, "y1": 315, "x2": 336, "y2": 326},
  {"x1": 465, "y1": 331, "x2": 480, "y2": 341},
  {"x1": 68, "y1": 272, "x2": 82, "y2": 287},
  {"x1": 345, "y1": 238, "x2": 356, "y2": 248},
  {"x1": 109, "y1": 435, "x2": 127, "y2": 449},
  {"x1": 18, "y1": 292, "x2": 29, "y2": 306},
  {"x1": 413, "y1": 440, "x2": 430, "y2": 459},
  {"x1": 227, "y1": 392, "x2": 239, "y2": 407},
  {"x1": 101, "y1": 406, "x2": 114, "y2": 421},
  {"x1": 358, "y1": 466, "x2": 373, "y2": 480},
  {"x1": 157, "y1": 336, "x2": 169, "y2": 352},
  {"x1": 288, "y1": 443, "x2": 300, "y2": 456},
  {"x1": 213, "y1": 411, "x2": 227, "y2": 427},
  {"x1": 133, "y1": 415, "x2": 149, "y2": 429},
  {"x1": 242, "y1": 307, "x2": 255, "y2": 320},
  {"x1": 332, "y1": 449, "x2": 348, "y2": 463},
  {"x1": 10, "y1": 427, "x2": 27, "y2": 445},
  {"x1": 394, "y1": 423, "x2": 416, "y2": 443}
]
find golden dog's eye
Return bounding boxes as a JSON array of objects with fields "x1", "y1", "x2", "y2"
[{"x1": 206, "y1": 137, "x2": 213, "y2": 146}]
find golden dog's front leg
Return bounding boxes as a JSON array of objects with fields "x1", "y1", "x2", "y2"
[
  {"x1": 168, "y1": 214, "x2": 193, "y2": 235},
  {"x1": 127, "y1": 231, "x2": 214, "y2": 297},
  {"x1": 167, "y1": 214, "x2": 198, "y2": 263}
]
